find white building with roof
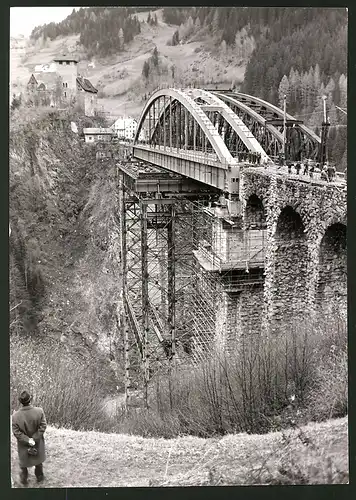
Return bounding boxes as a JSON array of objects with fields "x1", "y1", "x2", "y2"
[
  {"x1": 83, "y1": 127, "x2": 116, "y2": 143},
  {"x1": 112, "y1": 117, "x2": 146, "y2": 141},
  {"x1": 34, "y1": 62, "x2": 57, "y2": 73}
]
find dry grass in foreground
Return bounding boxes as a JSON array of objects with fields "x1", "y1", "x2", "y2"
[{"x1": 11, "y1": 417, "x2": 348, "y2": 488}]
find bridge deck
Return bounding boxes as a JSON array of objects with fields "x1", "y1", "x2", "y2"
[{"x1": 244, "y1": 165, "x2": 346, "y2": 188}]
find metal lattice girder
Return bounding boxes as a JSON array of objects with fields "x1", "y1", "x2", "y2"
[
  {"x1": 134, "y1": 88, "x2": 238, "y2": 166},
  {"x1": 225, "y1": 91, "x2": 321, "y2": 160},
  {"x1": 187, "y1": 88, "x2": 270, "y2": 161},
  {"x1": 235, "y1": 92, "x2": 321, "y2": 143},
  {"x1": 136, "y1": 88, "x2": 323, "y2": 165},
  {"x1": 215, "y1": 92, "x2": 284, "y2": 148}
]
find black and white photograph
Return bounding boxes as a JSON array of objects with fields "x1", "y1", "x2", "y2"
[{"x1": 9, "y1": 5, "x2": 348, "y2": 488}]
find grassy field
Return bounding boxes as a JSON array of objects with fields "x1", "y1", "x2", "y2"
[{"x1": 11, "y1": 417, "x2": 348, "y2": 488}]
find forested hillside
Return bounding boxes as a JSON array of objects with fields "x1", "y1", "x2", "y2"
[
  {"x1": 162, "y1": 7, "x2": 347, "y2": 167},
  {"x1": 30, "y1": 7, "x2": 142, "y2": 58},
  {"x1": 31, "y1": 7, "x2": 347, "y2": 94},
  {"x1": 162, "y1": 8, "x2": 346, "y2": 93}
]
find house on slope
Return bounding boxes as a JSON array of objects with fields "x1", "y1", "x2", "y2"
[
  {"x1": 76, "y1": 76, "x2": 98, "y2": 117},
  {"x1": 83, "y1": 127, "x2": 117, "y2": 143},
  {"x1": 26, "y1": 72, "x2": 60, "y2": 107},
  {"x1": 112, "y1": 116, "x2": 146, "y2": 141},
  {"x1": 27, "y1": 74, "x2": 38, "y2": 92}
]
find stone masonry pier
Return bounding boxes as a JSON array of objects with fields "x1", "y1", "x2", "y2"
[{"x1": 240, "y1": 167, "x2": 347, "y2": 332}]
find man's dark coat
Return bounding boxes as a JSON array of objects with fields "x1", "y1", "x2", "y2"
[{"x1": 12, "y1": 405, "x2": 47, "y2": 467}]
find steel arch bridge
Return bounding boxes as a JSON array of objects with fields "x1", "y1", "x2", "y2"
[
  {"x1": 215, "y1": 91, "x2": 321, "y2": 160},
  {"x1": 133, "y1": 88, "x2": 323, "y2": 191}
]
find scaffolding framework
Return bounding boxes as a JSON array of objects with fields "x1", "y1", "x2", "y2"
[{"x1": 117, "y1": 163, "x2": 267, "y2": 407}]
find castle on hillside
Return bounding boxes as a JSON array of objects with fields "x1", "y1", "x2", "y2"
[{"x1": 27, "y1": 55, "x2": 98, "y2": 117}]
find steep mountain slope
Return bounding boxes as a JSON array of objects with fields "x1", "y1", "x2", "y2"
[
  {"x1": 9, "y1": 107, "x2": 122, "y2": 360},
  {"x1": 12, "y1": 6, "x2": 347, "y2": 138}
]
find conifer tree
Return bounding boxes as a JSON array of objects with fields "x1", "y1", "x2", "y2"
[
  {"x1": 328, "y1": 102, "x2": 337, "y2": 125},
  {"x1": 325, "y1": 77, "x2": 336, "y2": 111},
  {"x1": 212, "y1": 9, "x2": 220, "y2": 35},
  {"x1": 220, "y1": 39, "x2": 227, "y2": 56},
  {"x1": 309, "y1": 84, "x2": 325, "y2": 130},
  {"x1": 152, "y1": 47, "x2": 159, "y2": 67},
  {"x1": 278, "y1": 75, "x2": 290, "y2": 109},
  {"x1": 142, "y1": 60, "x2": 150, "y2": 79},
  {"x1": 118, "y1": 28, "x2": 124, "y2": 50},
  {"x1": 172, "y1": 30, "x2": 180, "y2": 46}
]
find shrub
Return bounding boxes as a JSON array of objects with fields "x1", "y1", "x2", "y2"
[
  {"x1": 10, "y1": 335, "x2": 113, "y2": 432},
  {"x1": 308, "y1": 349, "x2": 348, "y2": 421},
  {"x1": 114, "y1": 315, "x2": 347, "y2": 438},
  {"x1": 253, "y1": 426, "x2": 349, "y2": 485}
]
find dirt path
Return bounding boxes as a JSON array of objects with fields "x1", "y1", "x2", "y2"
[{"x1": 102, "y1": 394, "x2": 126, "y2": 418}]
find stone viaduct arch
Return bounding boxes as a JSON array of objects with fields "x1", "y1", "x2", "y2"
[
  {"x1": 317, "y1": 222, "x2": 347, "y2": 315},
  {"x1": 273, "y1": 205, "x2": 309, "y2": 326},
  {"x1": 239, "y1": 169, "x2": 347, "y2": 331},
  {"x1": 244, "y1": 194, "x2": 266, "y2": 229}
]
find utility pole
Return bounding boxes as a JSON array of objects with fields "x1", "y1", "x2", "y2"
[
  {"x1": 282, "y1": 95, "x2": 287, "y2": 161},
  {"x1": 319, "y1": 95, "x2": 330, "y2": 165},
  {"x1": 323, "y1": 94, "x2": 327, "y2": 123}
]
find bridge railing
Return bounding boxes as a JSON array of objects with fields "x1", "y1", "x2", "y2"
[
  {"x1": 133, "y1": 140, "x2": 346, "y2": 187},
  {"x1": 134, "y1": 139, "x2": 266, "y2": 164},
  {"x1": 134, "y1": 142, "x2": 232, "y2": 169}
]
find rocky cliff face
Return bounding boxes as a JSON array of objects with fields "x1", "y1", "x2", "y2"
[{"x1": 10, "y1": 108, "x2": 123, "y2": 375}]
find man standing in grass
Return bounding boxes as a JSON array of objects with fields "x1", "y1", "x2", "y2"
[{"x1": 12, "y1": 391, "x2": 47, "y2": 486}]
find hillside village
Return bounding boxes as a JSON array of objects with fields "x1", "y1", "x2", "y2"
[
  {"x1": 26, "y1": 55, "x2": 98, "y2": 115},
  {"x1": 21, "y1": 51, "x2": 149, "y2": 145},
  {"x1": 10, "y1": 9, "x2": 246, "y2": 118}
]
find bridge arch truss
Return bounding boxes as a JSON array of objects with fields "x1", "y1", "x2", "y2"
[
  {"x1": 134, "y1": 88, "x2": 323, "y2": 165},
  {"x1": 134, "y1": 88, "x2": 238, "y2": 166},
  {"x1": 215, "y1": 91, "x2": 322, "y2": 161}
]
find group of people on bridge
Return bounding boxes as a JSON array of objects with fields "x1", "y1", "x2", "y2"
[
  {"x1": 285, "y1": 160, "x2": 336, "y2": 181},
  {"x1": 236, "y1": 151, "x2": 262, "y2": 164},
  {"x1": 237, "y1": 150, "x2": 338, "y2": 182}
]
